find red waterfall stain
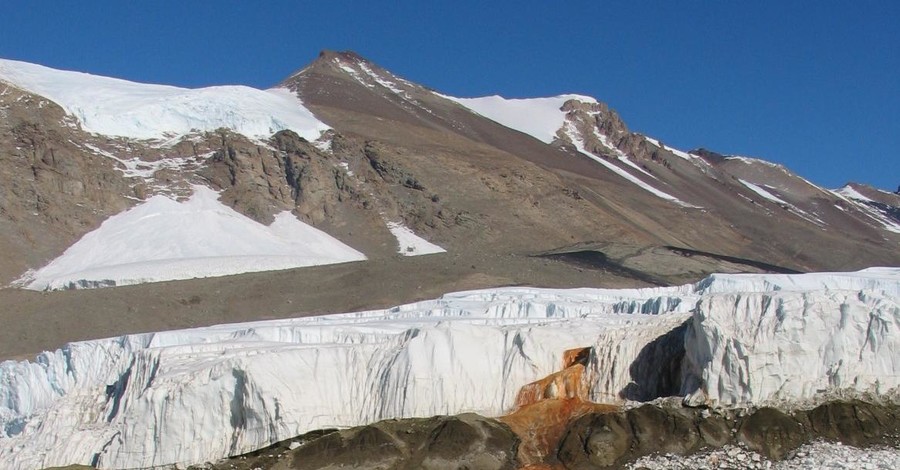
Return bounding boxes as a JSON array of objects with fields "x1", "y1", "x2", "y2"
[{"x1": 500, "y1": 347, "x2": 618, "y2": 469}]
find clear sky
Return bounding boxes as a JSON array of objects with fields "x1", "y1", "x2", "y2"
[{"x1": 1, "y1": 1, "x2": 897, "y2": 191}]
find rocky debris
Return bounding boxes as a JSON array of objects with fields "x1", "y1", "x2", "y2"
[
  {"x1": 283, "y1": 414, "x2": 518, "y2": 470},
  {"x1": 737, "y1": 408, "x2": 805, "y2": 460},
  {"x1": 628, "y1": 441, "x2": 900, "y2": 470},
  {"x1": 556, "y1": 400, "x2": 900, "y2": 469},
  {"x1": 199, "y1": 129, "x2": 361, "y2": 225},
  {"x1": 558, "y1": 404, "x2": 710, "y2": 469},
  {"x1": 689, "y1": 148, "x2": 727, "y2": 165},
  {"x1": 191, "y1": 400, "x2": 900, "y2": 470}
]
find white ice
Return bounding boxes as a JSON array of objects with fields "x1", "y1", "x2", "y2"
[
  {"x1": 0, "y1": 58, "x2": 329, "y2": 141},
  {"x1": 1, "y1": 269, "x2": 898, "y2": 469}
]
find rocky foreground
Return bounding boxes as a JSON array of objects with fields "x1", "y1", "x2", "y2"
[{"x1": 181, "y1": 399, "x2": 900, "y2": 470}]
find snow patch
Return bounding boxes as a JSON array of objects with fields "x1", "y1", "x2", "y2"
[
  {"x1": 385, "y1": 221, "x2": 446, "y2": 256},
  {"x1": 725, "y1": 155, "x2": 786, "y2": 169},
  {"x1": 0, "y1": 58, "x2": 329, "y2": 141},
  {"x1": 739, "y1": 179, "x2": 790, "y2": 205},
  {"x1": 837, "y1": 185, "x2": 874, "y2": 202},
  {"x1": 443, "y1": 93, "x2": 596, "y2": 144},
  {"x1": 83, "y1": 143, "x2": 207, "y2": 185},
  {"x1": 641, "y1": 136, "x2": 699, "y2": 161},
  {"x1": 17, "y1": 186, "x2": 366, "y2": 290}
]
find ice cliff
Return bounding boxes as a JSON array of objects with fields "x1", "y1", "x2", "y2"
[{"x1": 0, "y1": 269, "x2": 898, "y2": 469}]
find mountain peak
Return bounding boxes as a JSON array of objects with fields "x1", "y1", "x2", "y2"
[{"x1": 317, "y1": 49, "x2": 368, "y2": 63}]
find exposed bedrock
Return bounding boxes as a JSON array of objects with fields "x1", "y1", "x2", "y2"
[
  {"x1": 208, "y1": 400, "x2": 900, "y2": 470},
  {"x1": 287, "y1": 414, "x2": 519, "y2": 470},
  {"x1": 555, "y1": 401, "x2": 900, "y2": 469}
]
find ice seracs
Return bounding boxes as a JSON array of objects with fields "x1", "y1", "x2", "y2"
[
  {"x1": 17, "y1": 185, "x2": 366, "y2": 290},
  {"x1": 1, "y1": 269, "x2": 897, "y2": 469},
  {"x1": 0, "y1": 58, "x2": 329, "y2": 141}
]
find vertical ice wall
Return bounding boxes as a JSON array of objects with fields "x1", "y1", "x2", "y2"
[
  {"x1": 0, "y1": 269, "x2": 898, "y2": 469},
  {"x1": 682, "y1": 287, "x2": 900, "y2": 406}
]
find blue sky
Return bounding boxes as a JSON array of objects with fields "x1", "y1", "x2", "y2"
[{"x1": 1, "y1": 1, "x2": 897, "y2": 191}]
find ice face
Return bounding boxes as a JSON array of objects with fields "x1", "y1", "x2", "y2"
[{"x1": 1, "y1": 269, "x2": 897, "y2": 469}]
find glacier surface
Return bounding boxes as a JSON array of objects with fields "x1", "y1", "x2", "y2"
[
  {"x1": 0, "y1": 58, "x2": 328, "y2": 141},
  {"x1": 0, "y1": 269, "x2": 898, "y2": 469}
]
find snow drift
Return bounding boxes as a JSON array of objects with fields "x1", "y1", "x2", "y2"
[
  {"x1": 18, "y1": 185, "x2": 366, "y2": 290},
  {"x1": 0, "y1": 269, "x2": 898, "y2": 469}
]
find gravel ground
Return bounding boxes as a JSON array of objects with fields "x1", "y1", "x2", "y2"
[{"x1": 629, "y1": 441, "x2": 900, "y2": 469}]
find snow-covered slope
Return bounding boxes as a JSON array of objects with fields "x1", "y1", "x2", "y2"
[
  {"x1": 445, "y1": 93, "x2": 699, "y2": 207},
  {"x1": 17, "y1": 186, "x2": 366, "y2": 290},
  {"x1": 444, "y1": 94, "x2": 597, "y2": 144},
  {"x1": 1, "y1": 269, "x2": 897, "y2": 469},
  {"x1": 0, "y1": 58, "x2": 328, "y2": 140}
]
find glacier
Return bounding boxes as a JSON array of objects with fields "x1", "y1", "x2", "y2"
[
  {"x1": 0, "y1": 269, "x2": 898, "y2": 469},
  {"x1": 0, "y1": 58, "x2": 328, "y2": 141}
]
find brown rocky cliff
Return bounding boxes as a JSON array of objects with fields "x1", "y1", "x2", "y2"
[{"x1": 0, "y1": 84, "x2": 132, "y2": 283}]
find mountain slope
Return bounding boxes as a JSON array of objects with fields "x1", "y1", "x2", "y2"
[
  {"x1": 286, "y1": 50, "x2": 899, "y2": 272},
  {"x1": 0, "y1": 50, "x2": 897, "y2": 357}
]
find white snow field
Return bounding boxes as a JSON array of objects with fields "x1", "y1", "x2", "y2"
[
  {"x1": 0, "y1": 58, "x2": 328, "y2": 141},
  {"x1": 18, "y1": 185, "x2": 366, "y2": 290},
  {"x1": 1, "y1": 269, "x2": 898, "y2": 469}
]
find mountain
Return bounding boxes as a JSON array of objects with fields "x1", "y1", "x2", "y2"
[
  {"x1": 0, "y1": 51, "x2": 899, "y2": 469},
  {"x1": 0, "y1": 50, "x2": 898, "y2": 358}
]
